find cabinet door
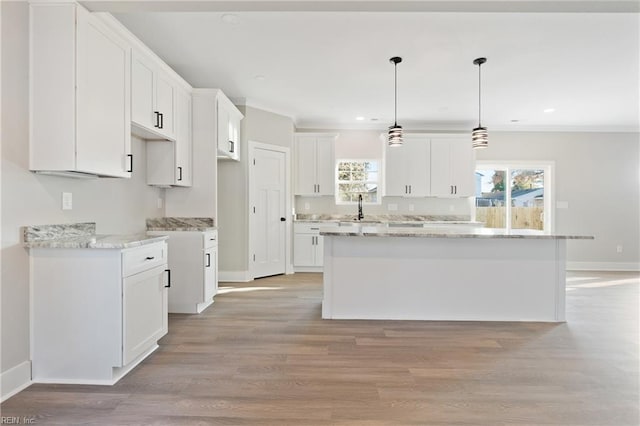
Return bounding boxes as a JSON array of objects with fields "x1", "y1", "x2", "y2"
[
  {"x1": 175, "y1": 88, "x2": 192, "y2": 186},
  {"x1": 293, "y1": 233, "x2": 315, "y2": 266},
  {"x1": 76, "y1": 10, "x2": 131, "y2": 178},
  {"x1": 229, "y1": 113, "x2": 241, "y2": 161},
  {"x1": 430, "y1": 139, "x2": 453, "y2": 197},
  {"x1": 131, "y1": 52, "x2": 155, "y2": 130},
  {"x1": 204, "y1": 248, "x2": 217, "y2": 301},
  {"x1": 315, "y1": 137, "x2": 335, "y2": 195},
  {"x1": 314, "y1": 235, "x2": 324, "y2": 267},
  {"x1": 217, "y1": 100, "x2": 231, "y2": 155},
  {"x1": 385, "y1": 144, "x2": 407, "y2": 196},
  {"x1": 450, "y1": 138, "x2": 475, "y2": 197},
  {"x1": 404, "y1": 138, "x2": 431, "y2": 197},
  {"x1": 295, "y1": 136, "x2": 318, "y2": 195},
  {"x1": 156, "y1": 73, "x2": 176, "y2": 139},
  {"x1": 122, "y1": 265, "x2": 168, "y2": 365}
]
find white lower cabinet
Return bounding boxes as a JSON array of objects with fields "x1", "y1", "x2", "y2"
[
  {"x1": 147, "y1": 230, "x2": 218, "y2": 313},
  {"x1": 30, "y1": 241, "x2": 169, "y2": 385},
  {"x1": 293, "y1": 223, "x2": 324, "y2": 271}
]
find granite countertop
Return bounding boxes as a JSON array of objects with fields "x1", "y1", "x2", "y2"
[
  {"x1": 294, "y1": 214, "x2": 482, "y2": 226},
  {"x1": 146, "y1": 217, "x2": 216, "y2": 232},
  {"x1": 319, "y1": 225, "x2": 594, "y2": 240},
  {"x1": 23, "y1": 222, "x2": 168, "y2": 249}
]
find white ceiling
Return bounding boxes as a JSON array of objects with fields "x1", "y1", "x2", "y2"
[{"x1": 100, "y1": 1, "x2": 639, "y2": 131}]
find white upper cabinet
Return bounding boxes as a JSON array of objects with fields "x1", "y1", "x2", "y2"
[
  {"x1": 216, "y1": 93, "x2": 243, "y2": 161},
  {"x1": 30, "y1": 3, "x2": 132, "y2": 178},
  {"x1": 131, "y1": 50, "x2": 176, "y2": 141},
  {"x1": 295, "y1": 134, "x2": 336, "y2": 196},
  {"x1": 146, "y1": 87, "x2": 192, "y2": 187},
  {"x1": 430, "y1": 138, "x2": 476, "y2": 197},
  {"x1": 384, "y1": 137, "x2": 431, "y2": 197}
]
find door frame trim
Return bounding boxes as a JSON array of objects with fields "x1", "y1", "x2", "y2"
[{"x1": 248, "y1": 141, "x2": 292, "y2": 279}]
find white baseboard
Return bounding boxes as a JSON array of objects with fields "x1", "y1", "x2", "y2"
[
  {"x1": 567, "y1": 261, "x2": 640, "y2": 272},
  {"x1": 1, "y1": 361, "x2": 32, "y2": 402},
  {"x1": 293, "y1": 266, "x2": 323, "y2": 273},
  {"x1": 218, "y1": 270, "x2": 253, "y2": 282}
]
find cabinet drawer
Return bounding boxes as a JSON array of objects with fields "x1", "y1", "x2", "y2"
[
  {"x1": 122, "y1": 242, "x2": 167, "y2": 277},
  {"x1": 294, "y1": 223, "x2": 324, "y2": 234},
  {"x1": 203, "y1": 231, "x2": 218, "y2": 249}
]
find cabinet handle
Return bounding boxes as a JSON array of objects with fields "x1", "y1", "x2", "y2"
[
  {"x1": 409, "y1": 185, "x2": 412, "y2": 194},
  {"x1": 229, "y1": 140, "x2": 235, "y2": 153},
  {"x1": 164, "y1": 269, "x2": 171, "y2": 288},
  {"x1": 177, "y1": 166, "x2": 183, "y2": 181},
  {"x1": 154, "y1": 111, "x2": 160, "y2": 128},
  {"x1": 454, "y1": 185, "x2": 457, "y2": 195},
  {"x1": 206, "y1": 253, "x2": 211, "y2": 268},
  {"x1": 317, "y1": 184, "x2": 320, "y2": 193},
  {"x1": 159, "y1": 112, "x2": 164, "y2": 129},
  {"x1": 145, "y1": 256, "x2": 155, "y2": 260},
  {"x1": 127, "y1": 154, "x2": 133, "y2": 173}
]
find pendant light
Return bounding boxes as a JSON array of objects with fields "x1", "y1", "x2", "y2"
[
  {"x1": 472, "y1": 57, "x2": 488, "y2": 149},
  {"x1": 388, "y1": 56, "x2": 403, "y2": 147}
]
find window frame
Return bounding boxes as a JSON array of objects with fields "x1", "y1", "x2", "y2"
[
  {"x1": 475, "y1": 161, "x2": 555, "y2": 234},
  {"x1": 335, "y1": 158, "x2": 382, "y2": 205}
]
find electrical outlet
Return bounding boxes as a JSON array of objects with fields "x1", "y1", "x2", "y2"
[
  {"x1": 449, "y1": 204, "x2": 455, "y2": 212},
  {"x1": 61, "y1": 192, "x2": 72, "y2": 210},
  {"x1": 617, "y1": 245, "x2": 623, "y2": 253},
  {"x1": 157, "y1": 198, "x2": 163, "y2": 209},
  {"x1": 304, "y1": 202, "x2": 310, "y2": 211},
  {"x1": 387, "y1": 203, "x2": 398, "y2": 211},
  {"x1": 408, "y1": 204, "x2": 414, "y2": 212}
]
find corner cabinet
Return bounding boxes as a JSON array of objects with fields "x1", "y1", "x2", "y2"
[
  {"x1": 30, "y1": 241, "x2": 169, "y2": 384},
  {"x1": 293, "y1": 223, "x2": 324, "y2": 271},
  {"x1": 430, "y1": 138, "x2": 476, "y2": 197},
  {"x1": 29, "y1": 3, "x2": 132, "y2": 178},
  {"x1": 295, "y1": 134, "x2": 336, "y2": 196},
  {"x1": 131, "y1": 50, "x2": 176, "y2": 141},
  {"x1": 146, "y1": 87, "x2": 193, "y2": 187},
  {"x1": 147, "y1": 230, "x2": 218, "y2": 314},
  {"x1": 217, "y1": 93, "x2": 243, "y2": 161}
]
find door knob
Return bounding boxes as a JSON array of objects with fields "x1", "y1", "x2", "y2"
[{"x1": 280, "y1": 217, "x2": 286, "y2": 222}]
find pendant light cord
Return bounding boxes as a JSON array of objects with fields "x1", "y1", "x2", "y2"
[
  {"x1": 394, "y1": 62, "x2": 398, "y2": 127},
  {"x1": 478, "y1": 63, "x2": 482, "y2": 127}
]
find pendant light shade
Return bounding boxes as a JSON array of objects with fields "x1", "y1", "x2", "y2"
[
  {"x1": 388, "y1": 56, "x2": 403, "y2": 147},
  {"x1": 472, "y1": 57, "x2": 488, "y2": 149}
]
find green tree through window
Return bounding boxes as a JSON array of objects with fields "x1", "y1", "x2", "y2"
[{"x1": 336, "y1": 160, "x2": 379, "y2": 204}]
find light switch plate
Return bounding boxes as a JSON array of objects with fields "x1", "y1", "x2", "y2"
[
  {"x1": 387, "y1": 203, "x2": 398, "y2": 211},
  {"x1": 62, "y1": 192, "x2": 72, "y2": 210},
  {"x1": 556, "y1": 201, "x2": 569, "y2": 209}
]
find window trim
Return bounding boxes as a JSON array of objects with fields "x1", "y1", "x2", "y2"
[
  {"x1": 335, "y1": 158, "x2": 382, "y2": 205},
  {"x1": 475, "y1": 161, "x2": 555, "y2": 234}
]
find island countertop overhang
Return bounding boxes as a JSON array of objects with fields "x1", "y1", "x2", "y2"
[{"x1": 319, "y1": 225, "x2": 593, "y2": 240}]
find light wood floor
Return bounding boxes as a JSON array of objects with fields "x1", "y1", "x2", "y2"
[{"x1": 2, "y1": 271, "x2": 638, "y2": 425}]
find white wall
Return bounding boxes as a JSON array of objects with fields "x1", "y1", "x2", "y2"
[
  {"x1": 217, "y1": 105, "x2": 294, "y2": 276},
  {"x1": 1, "y1": 2, "x2": 164, "y2": 396},
  {"x1": 476, "y1": 131, "x2": 640, "y2": 268}
]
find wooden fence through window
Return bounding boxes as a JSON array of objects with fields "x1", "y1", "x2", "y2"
[{"x1": 476, "y1": 207, "x2": 544, "y2": 230}]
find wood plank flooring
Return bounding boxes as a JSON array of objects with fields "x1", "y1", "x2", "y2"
[{"x1": 2, "y1": 271, "x2": 638, "y2": 425}]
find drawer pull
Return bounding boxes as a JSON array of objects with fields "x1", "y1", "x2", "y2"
[
  {"x1": 145, "y1": 256, "x2": 155, "y2": 260},
  {"x1": 310, "y1": 227, "x2": 319, "y2": 230},
  {"x1": 206, "y1": 253, "x2": 211, "y2": 268}
]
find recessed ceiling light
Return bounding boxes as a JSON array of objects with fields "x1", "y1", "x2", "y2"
[
  {"x1": 543, "y1": 108, "x2": 555, "y2": 113},
  {"x1": 356, "y1": 116, "x2": 365, "y2": 121},
  {"x1": 370, "y1": 118, "x2": 379, "y2": 122},
  {"x1": 221, "y1": 14, "x2": 239, "y2": 25},
  {"x1": 254, "y1": 75, "x2": 265, "y2": 81},
  {"x1": 511, "y1": 119, "x2": 520, "y2": 123}
]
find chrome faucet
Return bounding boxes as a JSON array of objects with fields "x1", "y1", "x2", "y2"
[{"x1": 357, "y1": 194, "x2": 364, "y2": 221}]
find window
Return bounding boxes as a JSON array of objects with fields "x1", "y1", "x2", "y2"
[
  {"x1": 475, "y1": 162, "x2": 554, "y2": 233},
  {"x1": 336, "y1": 160, "x2": 380, "y2": 204}
]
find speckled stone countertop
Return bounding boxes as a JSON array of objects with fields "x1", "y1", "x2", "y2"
[
  {"x1": 146, "y1": 217, "x2": 216, "y2": 231},
  {"x1": 319, "y1": 225, "x2": 594, "y2": 240},
  {"x1": 294, "y1": 214, "x2": 481, "y2": 225},
  {"x1": 23, "y1": 222, "x2": 168, "y2": 249}
]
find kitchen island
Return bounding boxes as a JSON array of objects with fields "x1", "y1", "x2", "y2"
[{"x1": 320, "y1": 226, "x2": 593, "y2": 322}]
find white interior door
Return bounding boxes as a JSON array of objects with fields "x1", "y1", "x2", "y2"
[{"x1": 251, "y1": 146, "x2": 287, "y2": 278}]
